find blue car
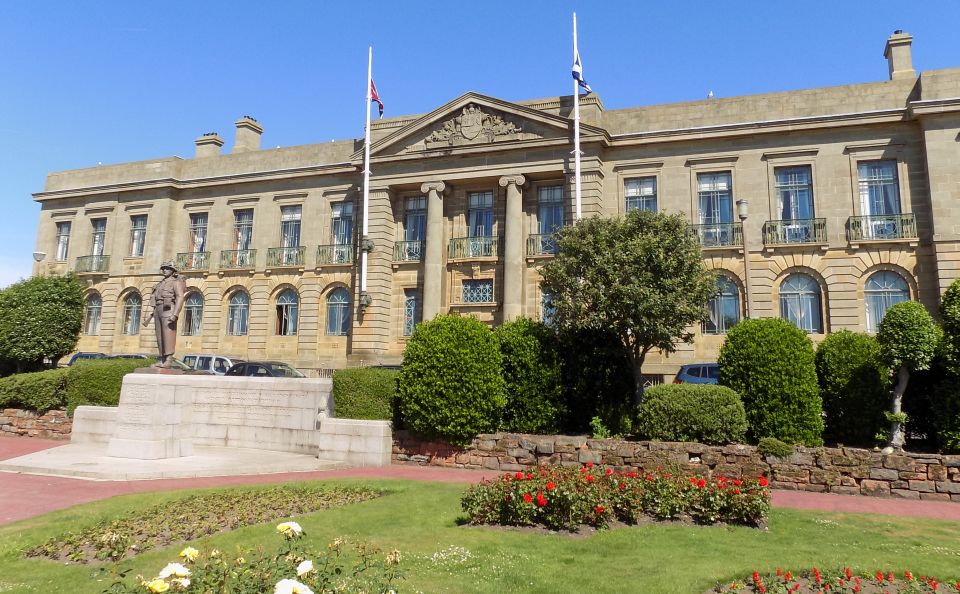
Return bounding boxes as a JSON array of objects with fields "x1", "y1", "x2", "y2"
[{"x1": 673, "y1": 363, "x2": 720, "y2": 384}]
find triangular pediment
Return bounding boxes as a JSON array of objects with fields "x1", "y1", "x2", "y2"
[{"x1": 351, "y1": 92, "x2": 606, "y2": 161}]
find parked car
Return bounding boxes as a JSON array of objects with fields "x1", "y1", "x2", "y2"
[
  {"x1": 181, "y1": 354, "x2": 244, "y2": 375},
  {"x1": 224, "y1": 361, "x2": 305, "y2": 378},
  {"x1": 107, "y1": 353, "x2": 151, "y2": 360},
  {"x1": 673, "y1": 363, "x2": 720, "y2": 385},
  {"x1": 66, "y1": 352, "x2": 107, "y2": 366}
]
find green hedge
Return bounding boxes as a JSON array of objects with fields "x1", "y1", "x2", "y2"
[
  {"x1": 494, "y1": 318, "x2": 565, "y2": 434},
  {"x1": 635, "y1": 384, "x2": 747, "y2": 445},
  {"x1": 332, "y1": 368, "x2": 399, "y2": 420},
  {"x1": 0, "y1": 367, "x2": 69, "y2": 412},
  {"x1": 65, "y1": 358, "x2": 154, "y2": 414}
]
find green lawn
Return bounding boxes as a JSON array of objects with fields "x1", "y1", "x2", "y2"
[{"x1": 2, "y1": 479, "x2": 959, "y2": 593}]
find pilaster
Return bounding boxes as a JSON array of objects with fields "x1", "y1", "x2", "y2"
[
  {"x1": 421, "y1": 181, "x2": 447, "y2": 321},
  {"x1": 500, "y1": 174, "x2": 526, "y2": 321}
]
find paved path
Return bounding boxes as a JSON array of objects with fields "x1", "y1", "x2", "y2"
[{"x1": 3, "y1": 435, "x2": 960, "y2": 526}]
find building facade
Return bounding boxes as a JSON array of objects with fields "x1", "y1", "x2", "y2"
[{"x1": 32, "y1": 32, "x2": 960, "y2": 378}]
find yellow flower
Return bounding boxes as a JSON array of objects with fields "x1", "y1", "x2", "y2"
[
  {"x1": 235, "y1": 557, "x2": 246, "y2": 565},
  {"x1": 276, "y1": 521, "x2": 303, "y2": 538},
  {"x1": 179, "y1": 547, "x2": 199, "y2": 562},
  {"x1": 209, "y1": 549, "x2": 221, "y2": 558},
  {"x1": 142, "y1": 578, "x2": 170, "y2": 593}
]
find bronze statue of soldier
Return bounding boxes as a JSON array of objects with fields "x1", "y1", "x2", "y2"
[{"x1": 142, "y1": 259, "x2": 187, "y2": 368}]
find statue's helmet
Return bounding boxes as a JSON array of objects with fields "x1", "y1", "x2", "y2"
[{"x1": 159, "y1": 259, "x2": 178, "y2": 273}]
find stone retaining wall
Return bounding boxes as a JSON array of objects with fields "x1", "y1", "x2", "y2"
[
  {"x1": 392, "y1": 431, "x2": 960, "y2": 502},
  {"x1": 0, "y1": 408, "x2": 71, "y2": 439}
]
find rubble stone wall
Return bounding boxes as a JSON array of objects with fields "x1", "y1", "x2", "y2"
[{"x1": 0, "y1": 408, "x2": 71, "y2": 439}]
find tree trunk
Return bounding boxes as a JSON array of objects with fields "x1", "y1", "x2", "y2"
[
  {"x1": 884, "y1": 364, "x2": 910, "y2": 453},
  {"x1": 629, "y1": 348, "x2": 648, "y2": 406}
]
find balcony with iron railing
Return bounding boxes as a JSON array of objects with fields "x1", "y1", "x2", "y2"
[
  {"x1": 393, "y1": 240, "x2": 423, "y2": 262},
  {"x1": 526, "y1": 233, "x2": 559, "y2": 256},
  {"x1": 762, "y1": 218, "x2": 827, "y2": 246},
  {"x1": 176, "y1": 251, "x2": 210, "y2": 271},
  {"x1": 316, "y1": 244, "x2": 354, "y2": 265},
  {"x1": 74, "y1": 255, "x2": 110, "y2": 274},
  {"x1": 220, "y1": 249, "x2": 256, "y2": 269},
  {"x1": 846, "y1": 213, "x2": 917, "y2": 243},
  {"x1": 688, "y1": 222, "x2": 743, "y2": 248},
  {"x1": 266, "y1": 246, "x2": 305, "y2": 268},
  {"x1": 448, "y1": 236, "x2": 502, "y2": 260}
]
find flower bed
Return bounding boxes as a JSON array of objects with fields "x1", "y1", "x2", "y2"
[
  {"x1": 26, "y1": 485, "x2": 381, "y2": 564},
  {"x1": 461, "y1": 463, "x2": 770, "y2": 532},
  {"x1": 709, "y1": 567, "x2": 960, "y2": 593}
]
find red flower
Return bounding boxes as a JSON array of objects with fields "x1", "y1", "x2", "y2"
[
  {"x1": 697, "y1": 478, "x2": 707, "y2": 489},
  {"x1": 514, "y1": 472, "x2": 524, "y2": 480},
  {"x1": 758, "y1": 476, "x2": 769, "y2": 487},
  {"x1": 594, "y1": 505, "x2": 605, "y2": 513},
  {"x1": 875, "y1": 571, "x2": 884, "y2": 582},
  {"x1": 523, "y1": 493, "x2": 533, "y2": 504},
  {"x1": 526, "y1": 472, "x2": 534, "y2": 480},
  {"x1": 586, "y1": 462, "x2": 594, "y2": 468},
  {"x1": 605, "y1": 468, "x2": 614, "y2": 476},
  {"x1": 776, "y1": 568, "x2": 783, "y2": 577},
  {"x1": 753, "y1": 571, "x2": 761, "y2": 584},
  {"x1": 792, "y1": 584, "x2": 800, "y2": 592},
  {"x1": 733, "y1": 488, "x2": 741, "y2": 494},
  {"x1": 645, "y1": 473, "x2": 654, "y2": 481},
  {"x1": 539, "y1": 470, "x2": 547, "y2": 477},
  {"x1": 690, "y1": 477, "x2": 698, "y2": 485},
  {"x1": 733, "y1": 479, "x2": 743, "y2": 486},
  {"x1": 888, "y1": 572, "x2": 895, "y2": 582},
  {"x1": 504, "y1": 494, "x2": 511, "y2": 502},
  {"x1": 585, "y1": 475, "x2": 595, "y2": 483},
  {"x1": 618, "y1": 483, "x2": 626, "y2": 490},
  {"x1": 535, "y1": 492, "x2": 547, "y2": 507},
  {"x1": 546, "y1": 481, "x2": 556, "y2": 491},
  {"x1": 785, "y1": 571, "x2": 792, "y2": 581},
  {"x1": 846, "y1": 567, "x2": 852, "y2": 580},
  {"x1": 905, "y1": 571, "x2": 913, "y2": 581}
]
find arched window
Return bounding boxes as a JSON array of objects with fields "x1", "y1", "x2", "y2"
[
  {"x1": 84, "y1": 293, "x2": 102, "y2": 335},
  {"x1": 182, "y1": 292, "x2": 203, "y2": 336},
  {"x1": 276, "y1": 289, "x2": 299, "y2": 336},
  {"x1": 779, "y1": 274, "x2": 823, "y2": 333},
  {"x1": 704, "y1": 276, "x2": 740, "y2": 334},
  {"x1": 326, "y1": 288, "x2": 351, "y2": 336},
  {"x1": 865, "y1": 271, "x2": 910, "y2": 332},
  {"x1": 121, "y1": 292, "x2": 141, "y2": 336},
  {"x1": 226, "y1": 290, "x2": 249, "y2": 336}
]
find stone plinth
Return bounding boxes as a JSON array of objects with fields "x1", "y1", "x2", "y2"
[
  {"x1": 71, "y1": 406, "x2": 118, "y2": 444},
  {"x1": 318, "y1": 418, "x2": 392, "y2": 467},
  {"x1": 106, "y1": 374, "x2": 193, "y2": 459}
]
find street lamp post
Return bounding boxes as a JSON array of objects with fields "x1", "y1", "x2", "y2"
[{"x1": 736, "y1": 199, "x2": 752, "y2": 319}]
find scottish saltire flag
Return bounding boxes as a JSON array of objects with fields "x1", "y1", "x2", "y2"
[
  {"x1": 370, "y1": 80, "x2": 384, "y2": 118},
  {"x1": 572, "y1": 49, "x2": 592, "y2": 94}
]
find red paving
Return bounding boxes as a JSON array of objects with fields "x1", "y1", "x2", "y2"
[{"x1": 2, "y1": 435, "x2": 960, "y2": 526}]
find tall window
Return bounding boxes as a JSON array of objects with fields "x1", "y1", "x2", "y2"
[
  {"x1": 226, "y1": 290, "x2": 249, "y2": 336},
  {"x1": 538, "y1": 186, "x2": 564, "y2": 234},
  {"x1": 402, "y1": 289, "x2": 419, "y2": 337},
  {"x1": 84, "y1": 293, "x2": 102, "y2": 335},
  {"x1": 189, "y1": 213, "x2": 208, "y2": 252},
  {"x1": 704, "y1": 276, "x2": 740, "y2": 334},
  {"x1": 276, "y1": 289, "x2": 299, "y2": 336},
  {"x1": 234, "y1": 209, "x2": 253, "y2": 250},
  {"x1": 91, "y1": 219, "x2": 107, "y2": 256},
  {"x1": 331, "y1": 202, "x2": 354, "y2": 263},
  {"x1": 865, "y1": 271, "x2": 910, "y2": 332},
  {"x1": 182, "y1": 292, "x2": 203, "y2": 336},
  {"x1": 779, "y1": 274, "x2": 823, "y2": 333},
  {"x1": 775, "y1": 166, "x2": 814, "y2": 220},
  {"x1": 326, "y1": 288, "x2": 351, "y2": 336},
  {"x1": 697, "y1": 172, "x2": 733, "y2": 225},
  {"x1": 280, "y1": 206, "x2": 302, "y2": 248},
  {"x1": 858, "y1": 160, "x2": 901, "y2": 216},
  {"x1": 468, "y1": 191, "x2": 494, "y2": 237},
  {"x1": 541, "y1": 291, "x2": 556, "y2": 326},
  {"x1": 462, "y1": 279, "x2": 494, "y2": 304},
  {"x1": 55, "y1": 222, "x2": 71, "y2": 262},
  {"x1": 121, "y1": 292, "x2": 141, "y2": 336},
  {"x1": 129, "y1": 215, "x2": 147, "y2": 257},
  {"x1": 405, "y1": 196, "x2": 426, "y2": 242},
  {"x1": 625, "y1": 177, "x2": 657, "y2": 213}
]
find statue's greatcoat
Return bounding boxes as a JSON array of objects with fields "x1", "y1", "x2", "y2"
[{"x1": 147, "y1": 271, "x2": 186, "y2": 358}]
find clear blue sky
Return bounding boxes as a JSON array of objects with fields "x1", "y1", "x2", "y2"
[{"x1": 1, "y1": 1, "x2": 958, "y2": 287}]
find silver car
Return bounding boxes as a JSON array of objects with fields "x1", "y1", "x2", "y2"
[{"x1": 181, "y1": 354, "x2": 244, "y2": 376}]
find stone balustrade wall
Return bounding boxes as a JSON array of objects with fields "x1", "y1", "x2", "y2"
[
  {"x1": 0, "y1": 408, "x2": 71, "y2": 439},
  {"x1": 392, "y1": 431, "x2": 960, "y2": 502}
]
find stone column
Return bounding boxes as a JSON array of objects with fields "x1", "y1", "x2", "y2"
[
  {"x1": 500, "y1": 175, "x2": 526, "y2": 321},
  {"x1": 421, "y1": 182, "x2": 447, "y2": 321}
]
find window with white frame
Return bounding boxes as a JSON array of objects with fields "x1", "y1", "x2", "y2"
[
  {"x1": 624, "y1": 177, "x2": 657, "y2": 213},
  {"x1": 462, "y1": 279, "x2": 494, "y2": 304},
  {"x1": 189, "y1": 213, "x2": 208, "y2": 252},
  {"x1": 234, "y1": 209, "x2": 253, "y2": 250},
  {"x1": 331, "y1": 202, "x2": 354, "y2": 263},
  {"x1": 226, "y1": 290, "x2": 249, "y2": 336},
  {"x1": 275, "y1": 289, "x2": 298, "y2": 336},
  {"x1": 402, "y1": 288, "x2": 419, "y2": 337},
  {"x1": 697, "y1": 172, "x2": 734, "y2": 225},
  {"x1": 704, "y1": 276, "x2": 740, "y2": 334},
  {"x1": 538, "y1": 186, "x2": 564, "y2": 234},
  {"x1": 182, "y1": 292, "x2": 203, "y2": 336},
  {"x1": 326, "y1": 288, "x2": 351, "y2": 336},
  {"x1": 279, "y1": 206, "x2": 302, "y2": 248},
  {"x1": 121, "y1": 292, "x2": 141, "y2": 336},
  {"x1": 84, "y1": 293, "x2": 102, "y2": 335},
  {"x1": 404, "y1": 197, "x2": 426, "y2": 242},
  {"x1": 129, "y1": 215, "x2": 147, "y2": 257},
  {"x1": 858, "y1": 160, "x2": 901, "y2": 216},
  {"x1": 774, "y1": 166, "x2": 814, "y2": 221},
  {"x1": 865, "y1": 271, "x2": 910, "y2": 332},
  {"x1": 55, "y1": 222, "x2": 71, "y2": 262},
  {"x1": 541, "y1": 290, "x2": 556, "y2": 326},
  {"x1": 779, "y1": 274, "x2": 823, "y2": 333},
  {"x1": 91, "y1": 219, "x2": 107, "y2": 256},
  {"x1": 467, "y1": 191, "x2": 494, "y2": 237}
]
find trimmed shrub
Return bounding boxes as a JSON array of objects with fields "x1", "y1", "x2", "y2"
[
  {"x1": 493, "y1": 318, "x2": 564, "y2": 434},
  {"x1": 332, "y1": 367, "x2": 398, "y2": 420},
  {"x1": 65, "y1": 358, "x2": 153, "y2": 414},
  {"x1": 718, "y1": 318, "x2": 824, "y2": 446},
  {"x1": 635, "y1": 384, "x2": 747, "y2": 445},
  {"x1": 0, "y1": 368, "x2": 69, "y2": 411},
  {"x1": 815, "y1": 330, "x2": 889, "y2": 446},
  {"x1": 756, "y1": 437, "x2": 795, "y2": 459},
  {"x1": 397, "y1": 314, "x2": 505, "y2": 445}
]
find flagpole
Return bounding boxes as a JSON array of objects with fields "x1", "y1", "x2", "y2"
[
  {"x1": 361, "y1": 46, "x2": 372, "y2": 294},
  {"x1": 573, "y1": 13, "x2": 582, "y2": 221}
]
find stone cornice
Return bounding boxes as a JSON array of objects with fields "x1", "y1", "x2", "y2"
[{"x1": 908, "y1": 97, "x2": 960, "y2": 116}]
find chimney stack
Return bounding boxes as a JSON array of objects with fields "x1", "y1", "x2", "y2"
[
  {"x1": 194, "y1": 132, "x2": 224, "y2": 158},
  {"x1": 884, "y1": 30, "x2": 915, "y2": 81},
  {"x1": 233, "y1": 116, "x2": 263, "y2": 153}
]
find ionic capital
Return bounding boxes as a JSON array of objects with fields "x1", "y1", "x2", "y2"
[
  {"x1": 498, "y1": 174, "x2": 526, "y2": 189},
  {"x1": 420, "y1": 181, "x2": 447, "y2": 195}
]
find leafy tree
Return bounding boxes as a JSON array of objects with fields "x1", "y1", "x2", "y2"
[
  {"x1": 877, "y1": 300, "x2": 942, "y2": 453},
  {"x1": 939, "y1": 279, "x2": 960, "y2": 376},
  {"x1": 540, "y1": 210, "x2": 715, "y2": 402},
  {"x1": 0, "y1": 275, "x2": 84, "y2": 373},
  {"x1": 815, "y1": 330, "x2": 888, "y2": 446}
]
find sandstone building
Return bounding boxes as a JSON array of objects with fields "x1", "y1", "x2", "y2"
[{"x1": 31, "y1": 32, "x2": 960, "y2": 380}]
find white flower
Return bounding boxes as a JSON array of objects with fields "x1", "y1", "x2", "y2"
[
  {"x1": 276, "y1": 521, "x2": 304, "y2": 538},
  {"x1": 171, "y1": 577, "x2": 191, "y2": 590},
  {"x1": 274, "y1": 578, "x2": 314, "y2": 594},
  {"x1": 158, "y1": 562, "x2": 191, "y2": 579},
  {"x1": 296, "y1": 559, "x2": 314, "y2": 576}
]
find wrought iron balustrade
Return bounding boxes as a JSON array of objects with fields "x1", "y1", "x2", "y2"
[
  {"x1": 176, "y1": 251, "x2": 210, "y2": 271},
  {"x1": 219, "y1": 249, "x2": 256, "y2": 269},
  {"x1": 526, "y1": 234, "x2": 559, "y2": 256},
  {"x1": 762, "y1": 218, "x2": 827, "y2": 245},
  {"x1": 393, "y1": 240, "x2": 423, "y2": 262},
  {"x1": 846, "y1": 214, "x2": 917, "y2": 242},
  {"x1": 448, "y1": 236, "x2": 502, "y2": 259},
  {"x1": 317, "y1": 244, "x2": 354, "y2": 265},
  {"x1": 687, "y1": 222, "x2": 743, "y2": 248},
  {"x1": 266, "y1": 246, "x2": 305, "y2": 267},
  {"x1": 74, "y1": 255, "x2": 110, "y2": 273}
]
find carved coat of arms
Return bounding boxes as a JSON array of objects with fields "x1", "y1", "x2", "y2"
[{"x1": 426, "y1": 104, "x2": 522, "y2": 146}]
